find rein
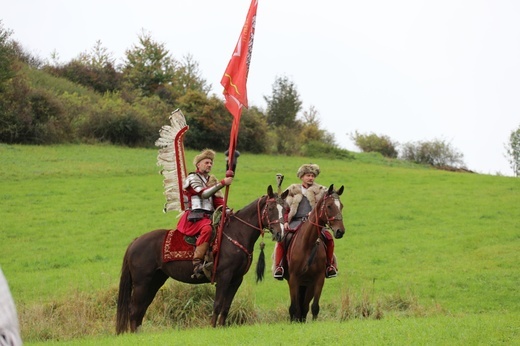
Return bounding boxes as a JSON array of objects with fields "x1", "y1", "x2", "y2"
[
  {"x1": 230, "y1": 196, "x2": 279, "y2": 234},
  {"x1": 307, "y1": 194, "x2": 342, "y2": 238},
  {"x1": 223, "y1": 195, "x2": 280, "y2": 259}
]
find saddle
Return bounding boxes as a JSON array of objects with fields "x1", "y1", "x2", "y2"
[
  {"x1": 283, "y1": 223, "x2": 330, "y2": 259},
  {"x1": 162, "y1": 207, "x2": 222, "y2": 264}
]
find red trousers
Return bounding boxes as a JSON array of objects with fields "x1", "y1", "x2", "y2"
[
  {"x1": 177, "y1": 212, "x2": 212, "y2": 246},
  {"x1": 275, "y1": 231, "x2": 335, "y2": 268}
]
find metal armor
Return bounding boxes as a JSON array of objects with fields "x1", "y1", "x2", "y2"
[{"x1": 183, "y1": 173, "x2": 224, "y2": 211}]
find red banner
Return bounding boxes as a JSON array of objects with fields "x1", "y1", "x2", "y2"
[
  {"x1": 220, "y1": 0, "x2": 258, "y2": 121},
  {"x1": 213, "y1": 0, "x2": 258, "y2": 283}
]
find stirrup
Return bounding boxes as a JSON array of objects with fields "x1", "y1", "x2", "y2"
[
  {"x1": 191, "y1": 263, "x2": 205, "y2": 279},
  {"x1": 273, "y1": 266, "x2": 284, "y2": 280},
  {"x1": 326, "y1": 266, "x2": 337, "y2": 278}
]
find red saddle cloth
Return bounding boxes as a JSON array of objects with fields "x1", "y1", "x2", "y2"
[{"x1": 162, "y1": 229, "x2": 195, "y2": 262}]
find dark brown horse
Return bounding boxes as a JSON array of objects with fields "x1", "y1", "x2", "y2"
[
  {"x1": 283, "y1": 184, "x2": 345, "y2": 322},
  {"x1": 116, "y1": 186, "x2": 283, "y2": 333}
]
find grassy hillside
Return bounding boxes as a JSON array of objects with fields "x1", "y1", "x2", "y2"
[{"x1": 0, "y1": 144, "x2": 518, "y2": 344}]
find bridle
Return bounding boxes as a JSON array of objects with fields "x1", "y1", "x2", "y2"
[
  {"x1": 230, "y1": 195, "x2": 281, "y2": 235},
  {"x1": 309, "y1": 193, "x2": 343, "y2": 232},
  {"x1": 222, "y1": 195, "x2": 281, "y2": 260}
]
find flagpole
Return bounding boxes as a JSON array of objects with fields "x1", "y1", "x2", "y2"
[
  {"x1": 212, "y1": 0, "x2": 258, "y2": 283},
  {"x1": 212, "y1": 115, "x2": 240, "y2": 284}
]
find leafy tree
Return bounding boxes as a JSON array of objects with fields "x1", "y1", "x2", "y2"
[
  {"x1": 350, "y1": 131, "x2": 398, "y2": 158},
  {"x1": 301, "y1": 105, "x2": 320, "y2": 127},
  {"x1": 505, "y1": 125, "x2": 520, "y2": 177},
  {"x1": 75, "y1": 40, "x2": 122, "y2": 93},
  {"x1": 0, "y1": 21, "x2": 16, "y2": 91},
  {"x1": 298, "y1": 105, "x2": 336, "y2": 147},
  {"x1": 175, "y1": 54, "x2": 211, "y2": 96},
  {"x1": 78, "y1": 40, "x2": 116, "y2": 69},
  {"x1": 0, "y1": 22, "x2": 34, "y2": 143},
  {"x1": 0, "y1": 73, "x2": 33, "y2": 143},
  {"x1": 44, "y1": 41, "x2": 122, "y2": 93},
  {"x1": 180, "y1": 90, "x2": 231, "y2": 152},
  {"x1": 297, "y1": 106, "x2": 346, "y2": 158},
  {"x1": 264, "y1": 75, "x2": 302, "y2": 128},
  {"x1": 154, "y1": 54, "x2": 212, "y2": 107},
  {"x1": 122, "y1": 30, "x2": 178, "y2": 97},
  {"x1": 238, "y1": 106, "x2": 269, "y2": 153},
  {"x1": 400, "y1": 138, "x2": 465, "y2": 167}
]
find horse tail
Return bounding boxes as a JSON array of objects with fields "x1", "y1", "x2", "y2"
[
  {"x1": 255, "y1": 242, "x2": 266, "y2": 283},
  {"x1": 116, "y1": 244, "x2": 133, "y2": 334}
]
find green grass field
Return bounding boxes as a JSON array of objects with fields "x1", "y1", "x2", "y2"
[{"x1": 0, "y1": 144, "x2": 518, "y2": 345}]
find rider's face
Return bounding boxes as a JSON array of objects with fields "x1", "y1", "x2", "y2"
[
  {"x1": 197, "y1": 159, "x2": 213, "y2": 174},
  {"x1": 301, "y1": 173, "x2": 316, "y2": 187}
]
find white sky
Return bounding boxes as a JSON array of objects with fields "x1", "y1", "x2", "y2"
[{"x1": 2, "y1": 0, "x2": 519, "y2": 176}]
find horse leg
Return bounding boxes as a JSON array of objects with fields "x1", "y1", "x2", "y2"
[
  {"x1": 211, "y1": 283, "x2": 225, "y2": 327},
  {"x1": 311, "y1": 277, "x2": 325, "y2": 320},
  {"x1": 288, "y1": 278, "x2": 303, "y2": 322},
  {"x1": 298, "y1": 285, "x2": 309, "y2": 322},
  {"x1": 129, "y1": 271, "x2": 168, "y2": 332},
  {"x1": 212, "y1": 276, "x2": 243, "y2": 327}
]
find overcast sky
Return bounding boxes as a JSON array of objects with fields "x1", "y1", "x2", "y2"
[{"x1": 3, "y1": 0, "x2": 519, "y2": 176}]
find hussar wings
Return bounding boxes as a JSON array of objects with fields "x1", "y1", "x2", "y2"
[{"x1": 155, "y1": 109, "x2": 189, "y2": 213}]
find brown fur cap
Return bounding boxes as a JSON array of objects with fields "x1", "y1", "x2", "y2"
[
  {"x1": 193, "y1": 149, "x2": 215, "y2": 167},
  {"x1": 297, "y1": 163, "x2": 320, "y2": 178}
]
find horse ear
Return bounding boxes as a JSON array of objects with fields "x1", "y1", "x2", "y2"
[
  {"x1": 337, "y1": 185, "x2": 344, "y2": 196},
  {"x1": 267, "y1": 185, "x2": 274, "y2": 197},
  {"x1": 281, "y1": 189, "x2": 289, "y2": 200},
  {"x1": 328, "y1": 184, "x2": 334, "y2": 195}
]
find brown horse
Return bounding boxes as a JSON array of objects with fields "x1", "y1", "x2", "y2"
[
  {"x1": 283, "y1": 184, "x2": 345, "y2": 322},
  {"x1": 116, "y1": 186, "x2": 284, "y2": 333}
]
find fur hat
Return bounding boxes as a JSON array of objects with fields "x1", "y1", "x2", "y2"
[
  {"x1": 297, "y1": 163, "x2": 320, "y2": 178},
  {"x1": 193, "y1": 149, "x2": 216, "y2": 167}
]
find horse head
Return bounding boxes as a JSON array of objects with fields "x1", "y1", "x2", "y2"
[
  {"x1": 320, "y1": 184, "x2": 345, "y2": 239},
  {"x1": 262, "y1": 185, "x2": 285, "y2": 242}
]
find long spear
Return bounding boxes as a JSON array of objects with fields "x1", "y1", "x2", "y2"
[{"x1": 212, "y1": 0, "x2": 258, "y2": 284}]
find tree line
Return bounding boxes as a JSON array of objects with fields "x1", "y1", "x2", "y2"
[
  {"x1": 0, "y1": 23, "x2": 349, "y2": 159},
  {"x1": 1, "y1": 21, "x2": 518, "y2": 174}
]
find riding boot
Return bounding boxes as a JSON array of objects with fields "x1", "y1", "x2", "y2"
[
  {"x1": 324, "y1": 236, "x2": 337, "y2": 278},
  {"x1": 273, "y1": 242, "x2": 285, "y2": 280},
  {"x1": 192, "y1": 242, "x2": 209, "y2": 279}
]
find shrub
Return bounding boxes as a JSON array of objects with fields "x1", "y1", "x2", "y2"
[
  {"x1": 400, "y1": 138, "x2": 465, "y2": 167},
  {"x1": 78, "y1": 94, "x2": 156, "y2": 146},
  {"x1": 237, "y1": 106, "x2": 269, "y2": 154},
  {"x1": 350, "y1": 131, "x2": 398, "y2": 158},
  {"x1": 47, "y1": 60, "x2": 122, "y2": 94},
  {"x1": 300, "y1": 140, "x2": 354, "y2": 160},
  {"x1": 505, "y1": 125, "x2": 520, "y2": 177}
]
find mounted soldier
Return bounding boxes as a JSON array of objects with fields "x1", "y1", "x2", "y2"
[
  {"x1": 155, "y1": 110, "x2": 234, "y2": 279},
  {"x1": 175, "y1": 149, "x2": 233, "y2": 278},
  {"x1": 273, "y1": 163, "x2": 338, "y2": 279}
]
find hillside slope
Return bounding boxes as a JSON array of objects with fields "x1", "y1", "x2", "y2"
[{"x1": 0, "y1": 144, "x2": 518, "y2": 341}]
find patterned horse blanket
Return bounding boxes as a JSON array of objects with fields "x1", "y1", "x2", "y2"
[{"x1": 162, "y1": 229, "x2": 195, "y2": 262}]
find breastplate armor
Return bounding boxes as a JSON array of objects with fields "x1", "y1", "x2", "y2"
[
  {"x1": 184, "y1": 173, "x2": 214, "y2": 211},
  {"x1": 190, "y1": 195, "x2": 214, "y2": 211}
]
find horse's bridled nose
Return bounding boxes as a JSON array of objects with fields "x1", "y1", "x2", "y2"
[{"x1": 334, "y1": 229, "x2": 344, "y2": 239}]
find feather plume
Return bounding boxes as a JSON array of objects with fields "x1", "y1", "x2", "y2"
[{"x1": 155, "y1": 109, "x2": 189, "y2": 213}]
